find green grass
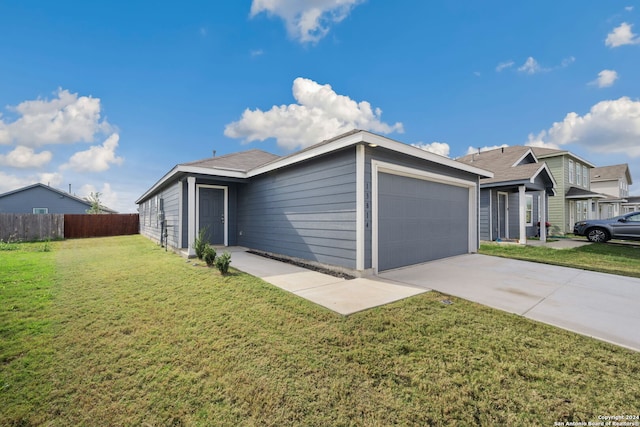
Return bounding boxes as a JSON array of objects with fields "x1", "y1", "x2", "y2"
[
  {"x1": 2, "y1": 235, "x2": 639, "y2": 426},
  {"x1": 480, "y1": 241, "x2": 640, "y2": 278}
]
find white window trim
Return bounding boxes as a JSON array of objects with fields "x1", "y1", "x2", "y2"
[
  {"x1": 576, "y1": 162, "x2": 582, "y2": 186},
  {"x1": 525, "y1": 194, "x2": 533, "y2": 226},
  {"x1": 32, "y1": 207, "x2": 48, "y2": 214},
  {"x1": 583, "y1": 166, "x2": 588, "y2": 188},
  {"x1": 568, "y1": 159, "x2": 574, "y2": 184},
  {"x1": 371, "y1": 160, "x2": 477, "y2": 274},
  {"x1": 497, "y1": 191, "x2": 509, "y2": 240}
]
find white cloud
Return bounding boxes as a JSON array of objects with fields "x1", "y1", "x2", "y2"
[
  {"x1": 250, "y1": 0, "x2": 364, "y2": 43},
  {"x1": 589, "y1": 70, "x2": 619, "y2": 88},
  {"x1": 605, "y1": 22, "x2": 640, "y2": 47},
  {"x1": 0, "y1": 146, "x2": 52, "y2": 168},
  {"x1": 560, "y1": 56, "x2": 576, "y2": 68},
  {"x1": 464, "y1": 144, "x2": 509, "y2": 155},
  {"x1": 0, "y1": 171, "x2": 63, "y2": 194},
  {"x1": 0, "y1": 88, "x2": 112, "y2": 147},
  {"x1": 496, "y1": 61, "x2": 514, "y2": 72},
  {"x1": 518, "y1": 57, "x2": 547, "y2": 74},
  {"x1": 79, "y1": 182, "x2": 118, "y2": 211},
  {"x1": 224, "y1": 77, "x2": 403, "y2": 150},
  {"x1": 412, "y1": 142, "x2": 450, "y2": 157},
  {"x1": 625, "y1": 6, "x2": 634, "y2": 12},
  {"x1": 525, "y1": 97, "x2": 640, "y2": 157},
  {"x1": 61, "y1": 133, "x2": 124, "y2": 172},
  {"x1": 250, "y1": 49, "x2": 264, "y2": 57}
]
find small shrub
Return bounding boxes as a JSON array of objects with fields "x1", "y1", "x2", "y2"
[
  {"x1": 203, "y1": 245, "x2": 216, "y2": 267},
  {"x1": 0, "y1": 236, "x2": 20, "y2": 251},
  {"x1": 215, "y1": 252, "x2": 231, "y2": 275},
  {"x1": 194, "y1": 227, "x2": 209, "y2": 260}
]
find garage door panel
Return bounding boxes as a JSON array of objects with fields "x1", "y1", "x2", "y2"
[{"x1": 378, "y1": 172, "x2": 469, "y2": 271}]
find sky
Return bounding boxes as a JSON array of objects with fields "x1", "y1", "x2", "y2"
[{"x1": 1, "y1": 1, "x2": 639, "y2": 213}]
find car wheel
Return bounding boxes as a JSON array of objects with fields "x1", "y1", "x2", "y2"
[{"x1": 586, "y1": 228, "x2": 609, "y2": 243}]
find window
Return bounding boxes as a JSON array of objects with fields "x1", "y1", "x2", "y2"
[
  {"x1": 583, "y1": 166, "x2": 588, "y2": 188},
  {"x1": 576, "y1": 162, "x2": 582, "y2": 186},
  {"x1": 32, "y1": 207, "x2": 48, "y2": 214},
  {"x1": 628, "y1": 213, "x2": 640, "y2": 222},
  {"x1": 568, "y1": 159, "x2": 574, "y2": 183},
  {"x1": 526, "y1": 195, "x2": 533, "y2": 226}
]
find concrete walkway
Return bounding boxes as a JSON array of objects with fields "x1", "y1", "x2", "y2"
[
  {"x1": 228, "y1": 247, "x2": 640, "y2": 352},
  {"x1": 228, "y1": 248, "x2": 426, "y2": 315}
]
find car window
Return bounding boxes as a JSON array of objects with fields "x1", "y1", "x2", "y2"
[{"x1": 628, "y1": 214, "x2": 640, "y2": 222}]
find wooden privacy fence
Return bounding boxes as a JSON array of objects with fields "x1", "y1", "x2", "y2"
[
  {"x1": 64, "y1": 214, "x2": 139, "y2": 238},
  {"x1": 0, "y1": 213, "x2": 65, "y2": 242},
  {"x1": 0, "y1": 213, "x2": 139, "y2": 241}
]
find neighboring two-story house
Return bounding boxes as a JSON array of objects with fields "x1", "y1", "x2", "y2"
[
  {"x1": 530, "y1": 147, "x2": 604, "y2": 235},
  {"x1": 590, "y1": 164, "x2": 633, "y2": 218}
]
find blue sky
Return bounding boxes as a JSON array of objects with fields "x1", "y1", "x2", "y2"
[{"x1": 1, "y1": 1, "x2": 639, "y2": 212}]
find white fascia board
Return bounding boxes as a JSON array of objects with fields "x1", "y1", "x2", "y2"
[
  {"x1": 135, "y1": 165, "x2": 247, "y2": 204},
  {"x1": 537, "y1": 151, "x2": 596, "y2": 168},
  {"x1": 363, "y1": 132, "x2": 494, "y2": 178},
  {"x1": 512, "y1": 148, "x2": 536, "y2": 167},
  {"x1": 530, "y1": 163, "x2": 558, "y2": 188},
  {"x1": 247, "y1": 132, "x2": 366, "y2": 177},
  {"x1": 248, "y1": 130, "x2": 493, "y2": 179}
]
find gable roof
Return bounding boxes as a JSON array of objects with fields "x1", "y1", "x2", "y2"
[
  {"x1": 530, "y1": 147, "x2": 596, "y2": 168},
  {"x1": 0, "y1": 183, "x2": 117, "y2": 213},
  {"x1": 457, "y1": 146, "x2": 556, "y2": 188},
  {"x1": 136, "y1": 130, "x2": 493, "y2": 204},
  {"x1": 591, "y1": 164, "x2": 632, "y2": 185}
]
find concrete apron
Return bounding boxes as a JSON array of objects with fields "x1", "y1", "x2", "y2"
[
  {"x1": 379, "y1": 254, "x2": 640, "y2": 352},
  {"x1": 229, "y1": 249, "x2": 426, "y2": 315}
]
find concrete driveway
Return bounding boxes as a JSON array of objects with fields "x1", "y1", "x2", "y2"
[{"x1": 379, "y1": 254, "x2": 640, "y2": 352}]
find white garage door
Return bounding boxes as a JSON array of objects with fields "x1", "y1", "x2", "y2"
[{"x1": 377, "y1": 172, "x2": 471, "y2": 271}]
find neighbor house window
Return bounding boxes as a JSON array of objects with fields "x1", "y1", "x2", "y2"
[
  {"x1": 526, "y1": 195, "x2": 533, "y2": 226},
  {"x1": 32, "y1": 208, "x2": 48, "y2": 214},
  {"x1": 568, "y1": 160, "x2": 574, "y2": 184},
  {"x1": 583, "y1": 166, "x2": 588, "y2": 188},
  {"x1": 576, "y1": 162, "x2": 582, "y2": 186}
]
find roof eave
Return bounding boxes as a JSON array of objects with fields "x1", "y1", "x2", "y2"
[{"x1": 249, "y1": 131, "x2": 493, "y2": 179}]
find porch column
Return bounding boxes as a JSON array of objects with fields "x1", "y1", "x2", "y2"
[
  {"x1": 540, "y1": 191, "x2": 547, "y2": 243},
  {"x1": 187, "y1": 176, "x2": 196, "y2": 257},
  {"x1": 519, "y1": 185, "x2": 527, "y2": 244}
]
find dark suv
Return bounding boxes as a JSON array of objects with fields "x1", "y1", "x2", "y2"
[{"x1": 573, "y1": 212, "x2": 640, "y2": 242}]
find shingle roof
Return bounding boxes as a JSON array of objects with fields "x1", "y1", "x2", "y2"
[
  {"x1": 565, "y1": 186, "x2": 606, "y2": 199},
  {"x1": 530, "y1": 147, "x2": 596, "y2": 167},
  {"x1": 591, "y1": 164, "x2": 632, "y2": 184},
  {"x1": 457, "y1": 146, "x2": 547, "y2": 184},
  {"x1": 181, "y1": 149, "x2": 280, "y2": 172}
]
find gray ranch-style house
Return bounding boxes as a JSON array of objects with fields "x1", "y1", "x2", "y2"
[
  {"x1": 137, "y1": 130, "x2": 492, "y2": 275},
  {"x1": 457, "y1": 146, "x2": 557, "y2": 244},
  {"x1": 0, "y1": 183, "x2": 116, "y2": 214}
]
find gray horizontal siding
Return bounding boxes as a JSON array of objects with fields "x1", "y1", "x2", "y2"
[
  {"x1": 139, "y1": 181, "x2": 181, "y2": 248},
  {"x1": 238, "y1": 149, "x2": 357, "y2": 269},
  {"x1": 0, "y1": 186, "x2": 90, "y2": 214},
  {"x1": 479, "y1": 189, "x2": 491, "y2": 240}
]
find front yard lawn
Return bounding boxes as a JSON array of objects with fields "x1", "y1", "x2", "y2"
[
  {"x1": 2, "y1": 235, "x2": 639, "y2": 426},
  {"x1": 479, "y1": 241, "x2": 640, "y2": 278}
]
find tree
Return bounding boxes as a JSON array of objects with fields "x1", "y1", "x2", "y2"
[{"x1": 86, "y1": 191, "x2": 104, "y2": 214}]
